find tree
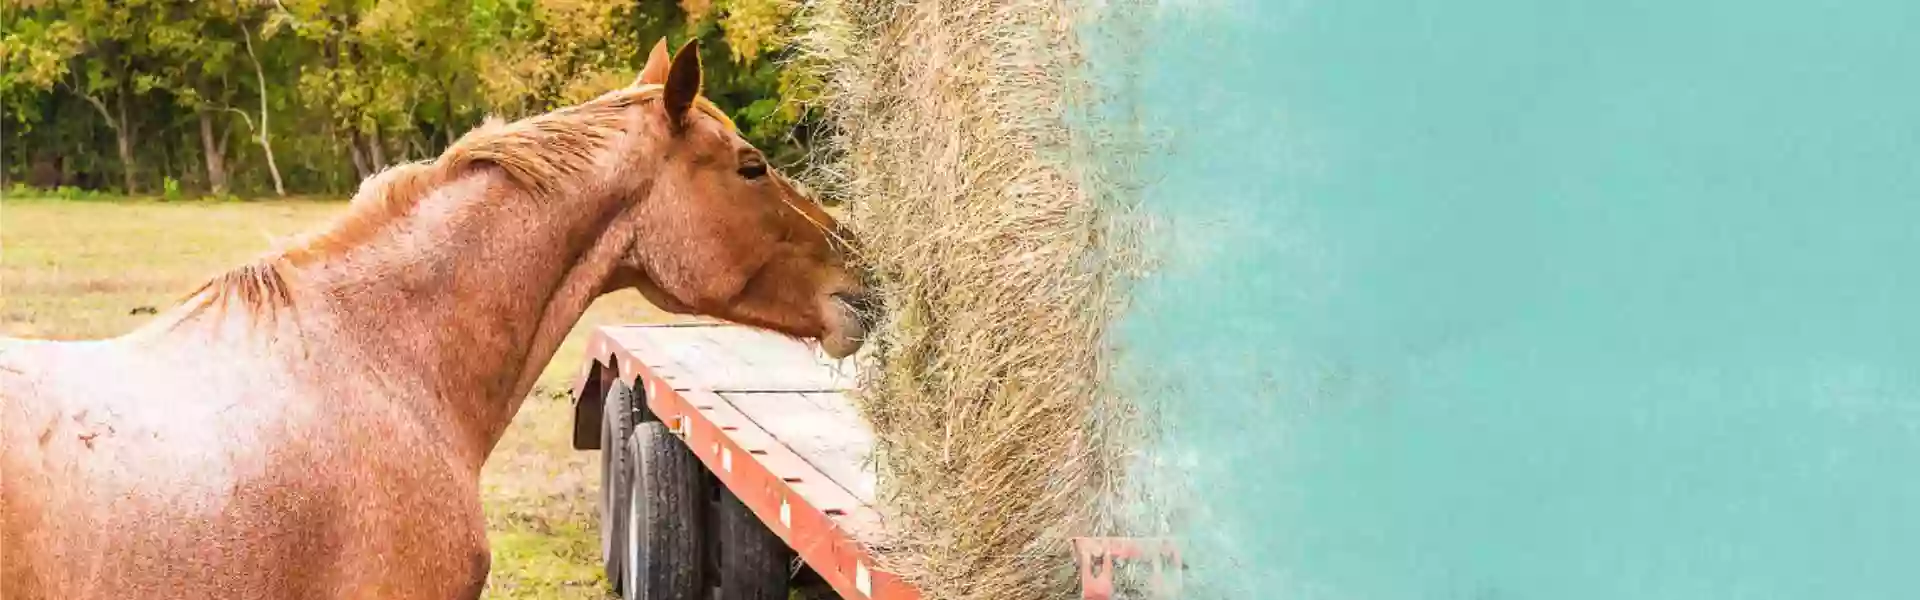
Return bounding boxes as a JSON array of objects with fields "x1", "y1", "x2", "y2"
[
  {"x1": 139, "y1": 0, "x2": 242, "y2": 194},
  {"x1": 1, "y1": 13, "x2": 83, "y2": 185},
  {"x1": 2, "y1": 0, "x2": 824, "y2": 197},
  {"x1": 53, "y1": 0, "x2": 179, "y2": 194}
]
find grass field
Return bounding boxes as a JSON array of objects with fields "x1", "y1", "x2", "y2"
[{"x1": 1, "y1": 195, "x2": 682, "y2": 598}]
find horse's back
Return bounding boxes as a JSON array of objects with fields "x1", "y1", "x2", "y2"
[
  {"x1": 1, "y1": 337, "x2": 329, "y2": 598},
  {"x1": 1, "y1": 336, "x2": 250, "y2": 471},
  {"x1": 0, "y1": 337, "x2": 149, "y2": 478}
]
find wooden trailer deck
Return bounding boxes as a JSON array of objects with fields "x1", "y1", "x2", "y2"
[{"x1": 570, "y1": 322, "x2": 918, "y2": 599}]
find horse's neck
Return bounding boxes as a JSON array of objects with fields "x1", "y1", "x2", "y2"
[{"x1": 298, "y1": 173, "x2": 630, "y2": 463}]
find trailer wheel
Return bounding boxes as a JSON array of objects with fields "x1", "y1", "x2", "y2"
[
  {"x1": 624, "y1": 421, "x2": 708, "y2": 599},
  {"x1": 599, "y1": 381, "x2": 638, "y2": 592},
  {"x1": 715, "y1": 487, "x2": 795, "y2": 600}
]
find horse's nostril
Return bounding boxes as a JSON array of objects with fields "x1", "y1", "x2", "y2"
[
  {"x1": 831, "y1": 292, "x2": 862, "y2": 311},
  {"x1": 832, "y1": 292, "x2": 880, "y2": 328}
]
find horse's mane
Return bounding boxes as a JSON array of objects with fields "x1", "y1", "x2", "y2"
[{"x1": 181, "y1": 84, "x2": 738, "y2": 324}]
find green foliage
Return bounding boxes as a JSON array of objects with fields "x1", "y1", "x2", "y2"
[
  {"x1": 7, "y1": 183, "x2": 112, "y2": 202},
  {"x1": 2, "y1": 0, "x2": 821, "y2": 195},
  {"x1": 680, "y1": 0, "x2": 828, "y2": 168}
]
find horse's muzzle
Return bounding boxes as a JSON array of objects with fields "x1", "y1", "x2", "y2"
[{"x1": 823, "y1": 291, "x2": 878, "y2": 359}]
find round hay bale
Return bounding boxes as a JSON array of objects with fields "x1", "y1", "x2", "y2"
[{"x1": 798, "y1": 0, "x2": 1145, "y2": 597}]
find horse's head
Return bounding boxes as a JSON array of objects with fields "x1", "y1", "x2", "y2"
[{"x1": 610, "y1": 39, "x2": 874, "y2": 359}]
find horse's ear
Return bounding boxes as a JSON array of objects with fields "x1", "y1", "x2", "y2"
[
  {"x1": 636, "y1": 38, "x2": 671, "y2": 86},
  {"x1": 663, "y1": 39, "x2": 702, "y2": 133}
]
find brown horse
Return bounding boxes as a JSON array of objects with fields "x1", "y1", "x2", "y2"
[{"x1": 0, "y1": 39, "x2": 869, "y2": 599}]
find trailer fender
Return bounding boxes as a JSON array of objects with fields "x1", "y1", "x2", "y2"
[{"x1": 570, "y1": 358, "x2": 612, "y2": 450}]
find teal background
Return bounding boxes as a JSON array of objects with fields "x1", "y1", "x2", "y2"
[{"x1": 1086, "y1": 1, "x2": 1920, "y2": 597}]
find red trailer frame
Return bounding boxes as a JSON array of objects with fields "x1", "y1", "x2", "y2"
[{"x1": 570, "y1": 324, "x2": 919, "y2": 600}]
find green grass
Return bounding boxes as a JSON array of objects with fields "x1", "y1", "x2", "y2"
[{"x1": 1, "y1": 193, "x2": 678, "y2": 598}]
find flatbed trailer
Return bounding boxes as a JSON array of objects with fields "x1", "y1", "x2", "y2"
[
  {"x1": 567, "y1": 322, "x2": 1182, "y2": 599},
  {"x1": 568, "y1": 322, "x2": 919, "y2": 599}
]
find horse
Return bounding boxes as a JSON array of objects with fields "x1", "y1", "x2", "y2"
[{"x1": 0, "y1": 39, "x2": 872, "y2": 599}]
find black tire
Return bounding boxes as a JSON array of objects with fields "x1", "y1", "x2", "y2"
[
  {"x1": 715, "y1": 488, "x2": 795, "y2": 600},
  {"x1": 624, "y1": 421, "x2": 708, "y2": 599},
  {"x1": 600, "y1": 382, "x2": 639, "y2": 593}
]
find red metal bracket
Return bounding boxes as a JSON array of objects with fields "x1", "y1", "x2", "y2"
[{"x1": 1073, "y1": 537, "x2": 1183, "y2": 600}]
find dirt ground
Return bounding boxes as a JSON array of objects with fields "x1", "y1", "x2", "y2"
[{"x1": 1, "y1": 195, "x2": 678, "y2": 598}]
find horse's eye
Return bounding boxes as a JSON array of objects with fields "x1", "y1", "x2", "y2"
[{"x1": 738, "y1": 159, "x2": 768, "y2": 180}]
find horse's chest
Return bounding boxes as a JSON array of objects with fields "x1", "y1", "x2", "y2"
[{"x1": 320, "y1": 444, "x2": 492, "y2": 597}]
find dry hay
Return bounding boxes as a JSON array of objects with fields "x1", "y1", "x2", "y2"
[{"x1": 798, "y1": 0, "x2": 1141, "y2": 598}]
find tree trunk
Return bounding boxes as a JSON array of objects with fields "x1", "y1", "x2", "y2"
[
  {"x1": 115, "y1": 92, "x2": 137, "y2": 194},
  {"x1": 242, "y1": 25, "x2": 286, "y2": 197},
  {"x1": 260, "y1": 119, "x2": 287, "y2": 197},
  {"x1": 367, "y1": 126, "x2": 387, "y2": 171},
  {"x1": 348, "y1": 129, "x2": 372, "y2": 181},
  {"x1": 199, "y1": 111, "x2": 229, "y2": 195},
  {"x1": 442, "y1": 78, "x2": 457, "y2": 151},
  {"x1": 114, "y1": 129, "x2": 136, "y2": 193}
]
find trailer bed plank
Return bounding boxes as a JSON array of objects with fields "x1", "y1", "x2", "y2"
[
  {"x1": 624, "y1": 325, "x2": 856, "y2": 392},
  {"x1": 802, "y1": 392, "x2": 866, "y2": 424},
  {"x1": 601, "y1": 326, "x2": 699, "y2": 385},
  {"x1": 722, "y1": 391, "x2": 878, "y2": 506}
]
